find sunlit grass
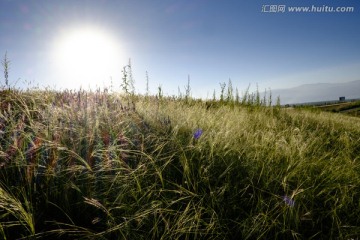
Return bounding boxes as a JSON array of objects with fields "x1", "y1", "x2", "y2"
[{"x1": 0, "y1": 87, "x2": 360, "y2": 239}]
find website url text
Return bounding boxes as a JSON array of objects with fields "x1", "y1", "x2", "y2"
[{"x1": 261, "y1": 5, "x2": 355, "y2": 13}]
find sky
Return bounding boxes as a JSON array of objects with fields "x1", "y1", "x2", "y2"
[{"x1": 1, "y1": 0, "x2": 360, "y2": 99}]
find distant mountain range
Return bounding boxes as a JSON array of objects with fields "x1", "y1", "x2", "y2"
[{"x1": 267, "y1": 80, "x2": 360, "y2": 104}]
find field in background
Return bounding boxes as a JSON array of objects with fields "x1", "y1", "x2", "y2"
[
  {"x1": 0, "y1": 87, "x2": 360, "y2": 239},
  {"x1": 286, "y1": 98, "x2": 360, "y2": 118},
  {"x1": 315, "y1": 101, "x2": 360, "y2": 117}
]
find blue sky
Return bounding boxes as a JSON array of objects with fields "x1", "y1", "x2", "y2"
[{"x1": 1, "y1": 0, "x2": 360, "y2": 98}]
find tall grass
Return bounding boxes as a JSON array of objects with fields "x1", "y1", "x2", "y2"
[{"x1": 0, "y1": 86, "x2": 360, "y2": 239}]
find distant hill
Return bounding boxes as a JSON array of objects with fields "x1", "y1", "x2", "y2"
[{"x1": 267, "y1": 80, "x2": 360, "y2": 104}]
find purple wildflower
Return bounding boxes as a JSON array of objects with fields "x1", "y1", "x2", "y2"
[
  {"x1": 282, "y1": 196, "x2": 295, "y2": 207},
  {"x1": 193, "y1": 129, "x2": 203, "y2": 140}
]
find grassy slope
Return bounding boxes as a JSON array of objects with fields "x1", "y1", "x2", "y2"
[
  {"x1": 315, "y1": 101, "x2": 360, "y2": 117},
  {"x1": 1, "y1": 90, "x2": 360, "y2": 239}
]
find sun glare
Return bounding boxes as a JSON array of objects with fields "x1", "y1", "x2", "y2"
[{"x1": 52, "y1": 26, "x2": 123, "y2": 89}]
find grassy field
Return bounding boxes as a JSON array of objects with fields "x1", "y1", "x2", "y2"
[
  {"x1": 1, "y1": 88, "x2": 360, "y2": 239},
  {"x1": 315, "y1": 101, "x2": 360, "y2": 117}
]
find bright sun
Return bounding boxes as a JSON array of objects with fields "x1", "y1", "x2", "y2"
[{"x1": 52, "y1": 26, "x2": 123, "y2": 89}]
